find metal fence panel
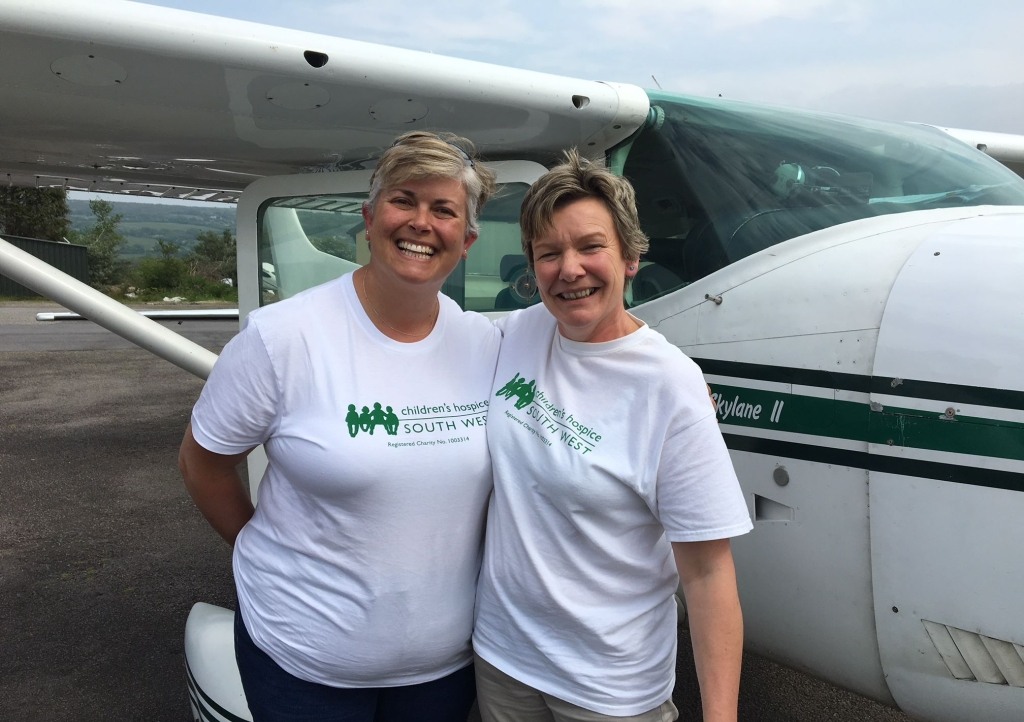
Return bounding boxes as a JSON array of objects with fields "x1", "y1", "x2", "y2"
[{"x1": 0, "y1": 235, "x2": 89, "y2": 297}]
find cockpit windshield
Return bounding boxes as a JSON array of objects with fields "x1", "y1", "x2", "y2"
[{"x1": 616, "y1": 91, "x2": 1024, "y2": 303}]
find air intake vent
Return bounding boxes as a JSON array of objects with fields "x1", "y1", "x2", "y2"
[{"x1": 923, "y1": 620, "x2": 1024, "y2": 687}]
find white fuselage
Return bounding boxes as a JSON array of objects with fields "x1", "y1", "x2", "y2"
[{"x1": 634, "y1": 206, "x2": 1024, "y2": 721}]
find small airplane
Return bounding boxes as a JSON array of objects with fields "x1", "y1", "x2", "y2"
[{"x1": 1, "y1": 2, "x2": 1023, "y2": 721}]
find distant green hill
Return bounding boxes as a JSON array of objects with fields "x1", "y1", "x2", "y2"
[{"x1": 68, "y1": 199, "x2": 236, "y2": 260}]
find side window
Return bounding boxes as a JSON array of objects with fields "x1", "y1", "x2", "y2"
[
  {"x1": 255, "y1": 183, "x2": 539, "y2": 312},
  {"x1": 619, "y1": 136, "x2": 702, "y2": 306},
  {"x1": 257, "y1": 194, "x2": 365, "y2": 305},
  {"x1": 460, "y1": 182, "x2": 539, "y2": 312}
]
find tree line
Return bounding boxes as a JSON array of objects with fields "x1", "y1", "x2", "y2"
[{"x1": 0, "y1": 187, "x2": 236, "y2": 301}]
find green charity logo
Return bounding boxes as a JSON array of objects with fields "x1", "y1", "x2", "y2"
[
  {"x1": 494, "y1": 372, "x2": 601, "y2": 456},
  {"x1": 495, "y1": 373, "x2": 536, "y2": 410},
  {"x1": 346, "y1": 402, "x2": 400, "y2": 437}
]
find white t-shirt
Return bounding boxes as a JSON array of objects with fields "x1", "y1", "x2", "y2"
[
  {"x1": 473, "y1": 304, "x2": 752, "y2": 715},
  {"x1": 191, "y1": 273, "x2": 500, "y2": 687}
]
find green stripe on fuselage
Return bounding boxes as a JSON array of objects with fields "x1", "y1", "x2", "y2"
[
  {"x1": 709, "y1": 383, "x2": 1024, "y2": 464},
  {"x1": 696, "y1": 357, "x2": 1024, "y2": 411}
]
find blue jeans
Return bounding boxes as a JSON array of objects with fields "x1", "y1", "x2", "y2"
[{"x1": 234, "y1": 612, "x2": 477, "y2": 722}]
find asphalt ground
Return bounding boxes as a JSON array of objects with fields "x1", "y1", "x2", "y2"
[{"x1": 0, "y1": 300, "x2": 912, "y2": 721}]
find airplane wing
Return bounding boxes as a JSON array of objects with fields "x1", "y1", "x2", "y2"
[
  {"x1": 0, "y1": 0, "x2": 649, "y2": 202},
  {"x1": 929, "y1": 126, "x2": 1024, "y2": 180}
]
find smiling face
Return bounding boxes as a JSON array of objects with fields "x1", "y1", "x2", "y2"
[
  {"x1": 362, "y1": 175, "x2": 476, "y2": 291},
  {"x1": 532, "y1": 197, "x2": 639, "y2": 343}
]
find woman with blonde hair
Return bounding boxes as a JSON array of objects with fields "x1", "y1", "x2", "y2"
[{"x1": 179, "y1": 131, "x2": 499, "y2": 721}]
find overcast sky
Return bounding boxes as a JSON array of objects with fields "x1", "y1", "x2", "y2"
[{"x1": 135, "y1": 0, "x2": 1024, "y2": 135}]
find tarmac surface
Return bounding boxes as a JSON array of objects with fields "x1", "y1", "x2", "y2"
[{"x1": 0, "y1": 300, "x2": 913, "y2": 721}]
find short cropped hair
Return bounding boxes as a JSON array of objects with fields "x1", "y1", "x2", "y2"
[
  {"x1": 519, "y1": 149, "x2": 649, "y2": 268},
  {"x1": 367, "y1": 131, "x2": 497, "y2": 237}
]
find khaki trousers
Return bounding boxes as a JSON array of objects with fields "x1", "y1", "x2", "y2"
[{"x1": 474, "y1": 654, "x2": 679, "y2": 722}]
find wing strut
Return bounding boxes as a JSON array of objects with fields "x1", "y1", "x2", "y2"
[{"x1": 0, "y1": 236, "x2": 218, "y2": 379}]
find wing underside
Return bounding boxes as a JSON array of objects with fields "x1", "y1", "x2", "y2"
[
  {"x1": 0, "y1": 0, "x2": 650, "y2": 201},
  {"x1": 930, "y1": 126, "x2": 1024, "y2": 180}
]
